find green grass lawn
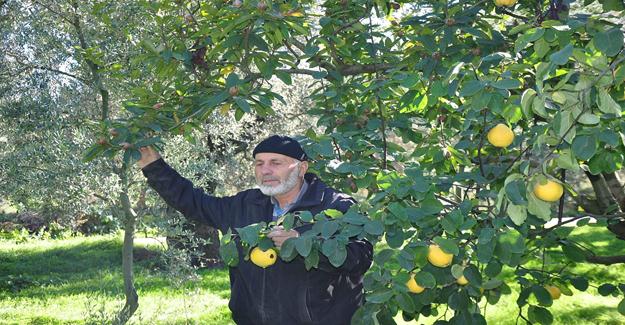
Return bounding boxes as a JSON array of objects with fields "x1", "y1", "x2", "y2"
[
  {"x1": 0, "y1": 235, "x2": 234, "y2": 325},
  {"x1": 1, "y1": 225, "x2": 625, "y2": 324}
]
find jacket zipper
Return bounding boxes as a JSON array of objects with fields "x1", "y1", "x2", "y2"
[{"x1": 259, "y1": 266, "x2": 267, "y2": 323}]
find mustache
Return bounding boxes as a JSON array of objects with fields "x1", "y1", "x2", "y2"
[{"x1": 262, "y1": 177, "x2": 280, "y2": 182}]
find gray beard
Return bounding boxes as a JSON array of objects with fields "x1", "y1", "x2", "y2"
[{"x1": 257, "y1": 165, "x2": 301, "y2": 196}]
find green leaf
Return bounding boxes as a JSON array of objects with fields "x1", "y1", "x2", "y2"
[
  {"x1": 298, "y1": 211, "x2": 314, "y2": 222},
  {"x1": 304, "y1": 248, "x2": 319, "y2": 270},
  {"x1": 618, "y1": 298, "x2": 625, "y2": 316},
  {"x1": 578, "y1": 113, "x2": 600, "y2": 125},
  {"x1": 553, "y1": 110, "x2": 575, "y2": 143},
  {"x1": 507, "y1": 204, "x2": 528, "y2": 226},
  {"x1": 521, "y1": 89, "x2": 537, "y2": 117},
  {"x1": 549, "y1": 44, "x2": 573, "y2": 65},
  {"x1": 528, "y1": 305, "x2": 554, "y2": 325},
  {"x1": 328, "y1": 244, "x2": 348, "y2": 268},
  {"x1": 280, "y1": 238, "x2": 298, "y2": 262},
  {"x1": 478, "y1": 228, "x2": 496, "y2": 244},
  {"x1": 485, "y1": 261, "x2": 503, "y2": 277},
  {"x1": 532, "y1": 285, "x2": 553, "y2": 307},
  {"x1": 236, "y1": 223, "x2": 263, "y2": 246},
  {"x1": 556, "y1": 149, "x2": 580, "y2": 171},
  {"x1": 528, "y1": 191, "x2": 553, "y2": 221},
  {"x1": 505, "y1": 179, "x2": 528, "y2": 205},
  {"x1": 532, "y1": 95, "x2": 549, "y2": 118},
  {"x1": 396, "y1": 292, "x2": 416, "y2": 313},
  {"x1": 491, "y1": 79, "x2": 521, "y2": 90},
  {"x1": 598, "y1": 283, "x2": 617, "y2": 296},
  {"x1": 561, "y1": 242, "x2": 588, "y2": 262},
  {"x1": 415, "y1": 271, "x2": 436, "y2": 288},
  {"x1": 366, "y1": 288, "x2": 394, "y2": 303},
  {"x1": 295, "y1": 236, "x2": 313, "y2": 257},
  {"x1": 572, "y1": 135, "x2": 598, "y2": 161},
  {"x1": 594, "y1": 28, "x2": 624, "y2": 56},
  {"x1": 597, "y1": 88, "x2": 622, "y2": 115},
  {"x1": 433, "y1": 236, "x2": 459, "y2": 255},
  {"x1": 321, "y1": 220, "x2": 339, "y2": 239},
  {"x1": 460, "y1": 80, "x2": 486, "y2": 97},
  {"x1": 570, "y1": 277, "x2": 589, "y2": 291},
  {"x1": 364, "y1": 220, "x2": 384, "y2": 236},
  {"x1": 321, "y1": 238, "x2": 338, "y2": 257},
  {"x1": 324, "y1": 209, "x2": 343, "y2": 218},
  {"x1": 464, "y1": 265, "x2": 482, "y2": 287},
  {"x1": 234, "y1": 97, "x2": 251, "y2": 113}
]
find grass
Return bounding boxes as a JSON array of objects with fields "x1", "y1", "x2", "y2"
[
  {"x1": 0, "y1": 234, "x2": 233, "y2": 325},
  {"x1": 1, "y1": 225, "x2": 625, "y2": 324}
]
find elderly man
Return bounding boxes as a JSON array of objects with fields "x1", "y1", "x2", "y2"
[{"x1": 138, "y1": 135, "x2": 373, "y2": 325}]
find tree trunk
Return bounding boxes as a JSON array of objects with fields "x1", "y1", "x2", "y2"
[
  {"x1": 603, "y1": 172, "x2": 625, "y2": 211},
  {"x1": 115, "y1": 167, "x2": 139, "y2": 324},
  {"x1": 584, "y1": 171, "x2": 616, "y2": 212},
  {"x1": 585, "y1": 171, "x2": 625, "y2": 240}
]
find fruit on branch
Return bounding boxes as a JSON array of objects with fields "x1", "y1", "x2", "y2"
[
  {"x1": 494, "y1": 0, "x2": 517, "y2": 7},
  {"x1": 427, "y1": 244, "x2": 453, "y2": 268},
  {"x1": 406, "y1": 274, "x2": 425, "y2": 293},
  {"x1": 184, "y1": 13, "x2": 194, "y2": 23},
  {"x1": 432, "y1": 51, "x2": 442, "y2": 60},
  {"x1": 533, "y1": 180, "x2": 564, "y2": 202},
  {"x1": 457, "y1": 275, "x2": 469, "y2": 285},
  {"x1": 96, "y1": 138, "x2": 108, "y2": 145},
  {"x1": 109, "y1": 128, "x2": 119, "y2": 137},
  {"x1": 487, "y1": 123, "x2": 514, "y2": 148},
  {"x1": 544, "y1": 285, "x2": 561, "y2": 299},
  {"x1": 233, "y1": 0, "x2": 242, "y2": 8},
  {"x1": 229, "y1": 86, "x2": 240, "y2": 96},
  {"x1": 445, "y1": 18, "x2": 456, "y2": 26},
  {"x1": 152, "y1": 103, "x2": 163, "y2": 110},
  {"x1": 250, "y1": 247, "x2": 277, "y2": 268},
  {"x1": 471, "y1": 48, "x2": 481, "y2": 56}
]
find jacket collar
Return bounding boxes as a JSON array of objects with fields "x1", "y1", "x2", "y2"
[{"x1": 251, "y1": 173, "x2": 326, "y2": 208}]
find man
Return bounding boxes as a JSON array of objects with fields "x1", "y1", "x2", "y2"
[{"x1": 138, "y1": 135, "x2": 373, "y2": 325}]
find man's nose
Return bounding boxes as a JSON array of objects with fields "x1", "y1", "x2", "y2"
[{"x1": 260, "y1": 165, "x2": 272, "y2": 175}]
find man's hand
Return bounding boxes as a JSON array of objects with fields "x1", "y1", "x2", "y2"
[
  {"x1": 137, "y1": 146, "x2": 162, "y2": 169},
  {"x1": 267, "y1": 225, "x2": 299, "y2": 249}
]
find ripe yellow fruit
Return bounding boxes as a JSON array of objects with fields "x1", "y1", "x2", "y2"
[
  {"x1": 544, "y1": 285, "x2": 561, "y2": 300},
  {"x1": 250, "y1": 247, "x2": 277, "y2": 268},
  {"x1": 406, "y1": 274, "x2": 425, "y2": 294},
  {"x1": 487, "y1": 123, "x2": 515, "y2": 148},
  {"x1": 494, "y1": 0, "x2": 517, "y2": 7},
  {"x1": 533, "y1": 180, "x2": 564, "y2": 202},
  {"x1": 427, "y1": 244, "x2": 454, "y2": 268},
  {"x1": 457, "y1": 275, "x2": 469, "y2": 286}
]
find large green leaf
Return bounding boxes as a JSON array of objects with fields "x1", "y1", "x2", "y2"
[
  {"x1": 594, "y1": 28, "x2": 624, "y2": 56},
  {"x1": 572, "y1": 134, "x2": 598, "y2": 161}
]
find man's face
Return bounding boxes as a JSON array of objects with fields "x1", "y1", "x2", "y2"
[{"x1": 254, "y1": 152, "x2": 305, "y2": 196}]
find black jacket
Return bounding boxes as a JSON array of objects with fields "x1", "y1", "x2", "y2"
[{"x1": 142, "y1": 159, "x2": 373, "y2": 325}]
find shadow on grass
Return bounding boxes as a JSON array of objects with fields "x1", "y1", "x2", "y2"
[
  {"x1": 556, "y1": 304, "x2": 625, "y2": 325},
  {"x1": 0, "y1": 236, "x2": 231, "y2": 301}
]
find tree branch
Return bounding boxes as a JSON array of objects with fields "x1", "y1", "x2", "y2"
[
  {"x1": 7, "y1": 54, "x2": 91, "y2": 85},
  {"x1": 586, "y1": 254, "x2": 625, "y2": 265}
]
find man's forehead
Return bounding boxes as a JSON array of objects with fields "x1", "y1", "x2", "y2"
[{"x1": 254, "y1": 152, "x2": 293, "y2": 161}]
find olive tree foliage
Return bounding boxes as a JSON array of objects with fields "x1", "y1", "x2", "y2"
[
  {"x1": 0, "y1": 1, "x2": 117, "y2": 231},
  {"x1": 84, "y1": 0, "x2": 625, "y2": 323}
]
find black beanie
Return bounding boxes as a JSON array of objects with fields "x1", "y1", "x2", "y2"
[{"x1": 253, "y1": 135, "x2": 309, "y2": 161}]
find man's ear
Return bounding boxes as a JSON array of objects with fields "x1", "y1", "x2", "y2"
[{"x1": 299, "y1": 161, "x2": 309, "y2": 177}]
